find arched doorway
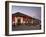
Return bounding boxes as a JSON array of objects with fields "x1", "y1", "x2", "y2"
[
  {"x1": 15, "y1": 17, "x2": 23, "y2": 25},
  {"x1": 17, "y1": 18, "x2": 21, "y2": 23},
  {"x1": 17, "y1": 17, "x2": 21, "y2": 25}
]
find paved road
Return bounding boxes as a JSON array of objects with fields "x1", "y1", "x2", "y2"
[{"x1": 12, "y1": 24, "x2": 41, "y2": 31}]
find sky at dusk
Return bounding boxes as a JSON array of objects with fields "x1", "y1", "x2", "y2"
[{"x1": 12, "y1": 6, "x2": 41, "y2": 20}]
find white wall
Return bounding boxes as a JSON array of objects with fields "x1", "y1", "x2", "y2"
[{"x1": 0, "y1": 0, "x2": 46, "y2": 37}]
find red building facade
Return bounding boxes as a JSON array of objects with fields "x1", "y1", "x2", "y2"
[{"x1": 12, "y1": 12, "x2": 34, "y2": 25}]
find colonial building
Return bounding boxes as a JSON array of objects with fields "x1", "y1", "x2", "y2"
[{"x1": 12, "y1": 12, "x2": 33, "y2": 25}]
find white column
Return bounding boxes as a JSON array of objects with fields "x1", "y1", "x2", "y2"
[
  {"x1": 21, "y1": 17, "x2": 23, "y2": 23},
  {"x1": 15, "y1": 17, "x2": 17, "y2": 25}
]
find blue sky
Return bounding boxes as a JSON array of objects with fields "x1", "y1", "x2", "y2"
[{"x1": 12, "y1": 6, "x2": 41, "y2": 20}]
